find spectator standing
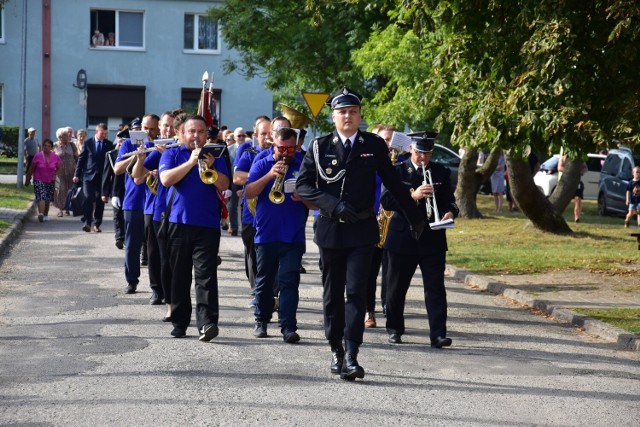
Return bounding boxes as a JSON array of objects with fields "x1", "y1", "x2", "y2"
[
  {"x1": 624, "y1": 166, "x2": 640, "y2": 228},
  {"x1": 24, "y1": 139, "x2": 60, "y2": 222},
  {"x1": 23, "y1": 128, "x2": 41, "y2": 172},
  {"x1": 75, "y1": 129, "x2": 87, "y2": 153},
  {"x1": 491, "y1": 154, "x2": 506, "y2": 213}
]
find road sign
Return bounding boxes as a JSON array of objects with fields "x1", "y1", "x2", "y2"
[{"x1": 302, "y1": 92, "x2": 330, "y2": 118}]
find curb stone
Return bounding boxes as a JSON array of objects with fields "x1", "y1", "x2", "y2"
[
  {"x1": 448, "y1": 267, "x2": 639, "y2": 352},
  {"x1": 0, "y1": 202, "x2": 36, "y2": 257}
]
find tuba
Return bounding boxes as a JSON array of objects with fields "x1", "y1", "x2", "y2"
[
  {"x1": 376, "y1": 149, "x2": 399, "y2": 248},
  {"x1": 279, "y1": 104, "x2": 313, "y2": 130}
]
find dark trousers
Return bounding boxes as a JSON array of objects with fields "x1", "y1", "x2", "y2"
[
  {"x1": 153, "y1": 220, "x2": 172, "y2": 304},
  {"x1": 241, "y1": 223, "x2": 257, "y2": 291},
  {"x1": 145, "y1": 214, "x2": 162, "y2": 296},
  {"x1": 82, "y1": 177, "x2": 104, "y2": 227},
  {"x1": 167, "y1": 222, "x2": 221, "y2": 330},
  {"x1": 365, "y1": 246, "x2": 387, "y2": 312},
  {"x1": 254, "y1": 241, "x2": 304, "y2": 332},
  {"x1": 227, "y1": 186, "x2": 239, "y2": 232},
  {"x1": 113, "y1": 206, "x2": 125, "y2": 242},
  {"x1": 319, "y1": 245, "x2": 373, "y2": 345},
  {"x1": 385, "y1": 251, "x2": 448, "y2": 340},
  {"x1": 123, "y1": 209, "x2": 144, "y2": 285}
]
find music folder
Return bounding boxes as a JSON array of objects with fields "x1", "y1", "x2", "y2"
[
  {"x1": 197, "y1": 143, "x2": 227, "y2": 159},
  {"x1": 429, "y1": 218, "x2": 455, "y2": 230}
]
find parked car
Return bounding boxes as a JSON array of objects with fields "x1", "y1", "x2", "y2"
[
  {"x1": 431, "y1": 143, "x2": 461, "y2": 188},
  {"x1": 534, "y1": 153, "x2": 605, "y2": 200},
  {"x1": 597, "y1": 148, "x2": 640, "y2": 216}
]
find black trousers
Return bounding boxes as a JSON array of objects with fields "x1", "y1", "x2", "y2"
[
  {"x1": 167, "y1": 222, "x2": 221, "y2": 330},
  {"x1": 365, "y1": 246, "x2": 387, "y2": 312},
  {"x1": 153, "y1": 220, "x2": 171, "y2": 304},
  {"x1": 144, "y1": 214, "x2": 162, "y2": 296},
  {"x1": 385, "y1": 250, "x2": 448, "y2": 340},
  {"x1": 319, "y1": 245, "x2": 373, "y2": 345},
  {"x1": 240, "y1": 223, "x2": 257, "y2": 291},
  {"x1": 113, "y1": 206, "x2": 125, "y2": 242}
]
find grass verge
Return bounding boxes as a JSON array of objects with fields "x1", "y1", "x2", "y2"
[
  {"x1": 0, "y1": 183, "x2": 33, "y2": 233},
  {"x1": 573, "y1": 308, "x2": 640, "y2": 334}
]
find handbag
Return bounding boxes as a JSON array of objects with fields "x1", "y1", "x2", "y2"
[
  {"x1": 157, "y1": 187, "x2": 177, "y2": 240},
  {"x1": 68, "y1": 184, "x2": 85, "y2": 217}
]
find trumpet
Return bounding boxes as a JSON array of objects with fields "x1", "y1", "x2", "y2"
[
  {"x1": 421, "y1": 163, "x2": 441, "y2": 222},
  {"x1": 199, "y1": 159, "x2": 218, "y2": 184},
  {"x1": 121, "y1": 139, "x2": 180, "y2": 159},
  {"x1": 268, "y1": 156, "x2": 291, "y2": 204}
]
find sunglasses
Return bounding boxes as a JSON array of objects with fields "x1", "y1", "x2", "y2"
[{"x1": 275, "y1": 145, "x2": 296, "y2": 154}]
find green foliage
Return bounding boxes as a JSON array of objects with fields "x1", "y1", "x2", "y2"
[{"x1": 0, "y1": 126, "x2": 20, "y2": 157}]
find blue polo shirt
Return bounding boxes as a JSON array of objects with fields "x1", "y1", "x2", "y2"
[
  {"x1": 159, "y1": 145, "x2": 229, "y2": 228},
  {"x1": 236, "y1": 147, "x2": 261, "y2": 225},
  {"x1": 245, "y1": 154, "x2": 307, "y2": 243},
  {"x1": 234, "y1": 141, "x2": 255, "y2": 167},
  {"x1": 143, "y1": 150, "x2": 167, "y2": 222},
  {"x1": 116, "y1": 138, "x2": 148, "y2": 211}
]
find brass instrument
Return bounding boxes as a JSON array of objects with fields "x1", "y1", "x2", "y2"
[
  {"x1": 376, "y1": 149, "x2": 398, "y2": 248},
  {"x1": 146, "y1": 173, "x2": 159, "y2": 195},
  {"x1": 199, "y1": 159, "x2": 218, "y2": 184},
  {"x1": 424, "y1": 167, "x2": 441, "y2": 222},
  {"x1": 268, "y1": 156, "x2": 291, "y2": 204},
  {"x1": 120, "y1": 139, "x2": 179, "y2": 158},
  {"x1": 279, "y1": 103, "x2": 313, "y2": 129},
  {"x1": 421, "y1": 162, "x2": 432, "y2": 218}
]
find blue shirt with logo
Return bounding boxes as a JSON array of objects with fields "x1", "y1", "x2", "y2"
[
  {"x1": 143, "y1": 150, "x2": 167, "y2": 222},
  {"x1": 159, "y1": 145, "x2": 228, "y2": 228},
  {"x1": 236, "y1": 147, "x2": 261, "y2": 225},
  {"x1": 116, "y1": 138, "x2": 148, "y2": 211}
]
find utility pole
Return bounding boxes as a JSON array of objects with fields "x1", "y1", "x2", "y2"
[{"x1": 16, "y1": 0, "x2": 28, "y2": 188}]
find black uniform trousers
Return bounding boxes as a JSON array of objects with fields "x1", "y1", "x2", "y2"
[
  {"x1": 240, "y1": 223, "x2": 257, "y2": 291},
  {"x1": 153, "y1": 220, "x2": 172, "y2": 304},
  {"x1": 167, "y1": 222, "x2": 221, "y2": 330},
  {"x1": 365, "y1": 246, "x2": 387, "y2": 313},
  {"x1": 319, "y1": 244, "x2": 373, "y2": 345},
  {"x1": 385, "y1": 250, "x2": 447, "y2": 340},
  {"x1": 144, "y1": 214, "x2": 162, "y2": 297}
]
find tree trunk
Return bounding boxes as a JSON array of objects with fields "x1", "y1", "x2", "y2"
[
  {"x1": 548, "y1": 157, "x2": 582, "y2": 216},
  {"x1": 455, "y1": 147, "x2": 502, "y2": 218},
  {"x1": 507, "y1": 153, "x2": 573, "y2": 234}
]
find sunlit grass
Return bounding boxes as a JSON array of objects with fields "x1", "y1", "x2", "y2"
[{"x1": 573, "y1": 308, "x2": 640, "y2": 334}]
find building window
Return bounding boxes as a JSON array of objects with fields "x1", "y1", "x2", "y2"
[
  {"x1": 184, "y1": 14, "x2": 219, "y2": 53},
  {"x1": 90, "y1": 9, "x2": 144, "y2": 49}
]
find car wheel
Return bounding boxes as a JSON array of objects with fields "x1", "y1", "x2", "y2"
[{"x1": 597, "y1": 193, "x2": 608, "y2": 216}]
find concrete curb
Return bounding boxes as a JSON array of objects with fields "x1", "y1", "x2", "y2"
[
  {"x1": 0, "y1": 202, "x2": 36, "y2": 257},
  {"x1": 445, "y1": 265, "x2": 640, "y2": 352}
]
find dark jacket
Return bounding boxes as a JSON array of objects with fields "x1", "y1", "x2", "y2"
[
  {"x1": 101, "y1": 147, "x2": 125, "y2": 199},
  {"x1": 296, "y1": 130, "x2": 422, "y2": 249},
  {"x1": 381, "y1": 159, "x2": 458, "y2": 255},
  {"x1": 75, "y1": 137, "x2": 114, "y2": 182}
]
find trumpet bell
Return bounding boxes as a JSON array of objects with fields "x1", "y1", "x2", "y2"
[
  {"x1": 268, "y1": 190, "x2": 285, "y2": 204},
  {"x1": 146, "y1": 174, "x2": 158, "y2": 195},
  {"x1": 198, "y1": 159, "x2": 218, "y2": 184}
]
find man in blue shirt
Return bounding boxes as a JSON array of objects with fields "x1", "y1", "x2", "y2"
[
  {"x1": 244, "y1": 127, "x2": 314, "y2": 343},
  {"x1": 159, "y1": 115, "x2": 229, "y2": 341}
]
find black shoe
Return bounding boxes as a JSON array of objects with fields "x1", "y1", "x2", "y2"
[
  {"x1": 330, "y1": 342, "x2": 344, "y2": 375},
  {"x1": 430, "y1": 336, "x2": 452, "y2": 348},
  {"x1": 125, "y1": 283, "x2": 137, "y2": 294},
  {"x1": 388, "y1": 333, "x2": 402, "y2": 344},
  {"x1": 230, "y1": 230, "x2": 238, "y2": 236},
  {"x1": 115, "y1": 239, "x2": 124, "y2": 250},
  {"x1": 253, "y1": 321, "x2": 267, "y2": 338},
  {"x1": 162, "y1": 315, "x2": 172, "y2": 323},
  {"x1": 299, "y1": 266, "x2": 306, "y2": 274},
  {"x1": 283, "y1": 330, "x2": 300, "y2": 344},
  {"x1": 82, "y1": 224, "x2": 91, "y2": 232},
  {"x1": 150, "y1": 291, "x2": 163, "y2": 305},
  {"x1": 340, "y1": 341, "x2": 365, "y2": 381},
  {"x1": 217, "y1": 256, "x2": 222, "y2": 266},
  {"x1": 171, "y1": 326, "x2": 186, "y2": 338},
  {"x1": 140, "y1": 258, "x2": 148, "y2": 266},
  {"x1": 199, "y1": 323, "x2": 219, "y2": 342}
]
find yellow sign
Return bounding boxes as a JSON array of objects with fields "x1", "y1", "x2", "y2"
[{"x1": 302, "y1": 92, "x2": 331, "y2": 118}]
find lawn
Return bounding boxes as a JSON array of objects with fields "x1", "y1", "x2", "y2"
[{"x1": 0, "y1": 183, "x2": 33, "y2": 233}]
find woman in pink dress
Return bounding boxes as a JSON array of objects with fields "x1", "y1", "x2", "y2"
[
  {"x1": 25, "y1": 139, "x2": 61, "y2": 222},
  {"x1": 53, "y1": 128, "x2": 78, "y2": 216}
]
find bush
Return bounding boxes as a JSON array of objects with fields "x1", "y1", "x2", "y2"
[{"x1": 0, "y1": 126, "x2": 20, "y2": 157}]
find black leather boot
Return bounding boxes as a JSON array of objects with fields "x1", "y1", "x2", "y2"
[
  {"x1": 340, "y1": 340, "x2": 365, "y2": 381},
  {"x1": 330, "y1": 341, "x2": 344, "y2": 375}
]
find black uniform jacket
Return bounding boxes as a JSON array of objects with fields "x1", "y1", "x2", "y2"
[
  {"x1": 296, "y1": 130, "x2": 422, "y2": 249},
  {"x1": 381, "y1": 159, "x2": 459, "y2": 256}
]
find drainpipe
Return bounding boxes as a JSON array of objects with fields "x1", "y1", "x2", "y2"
[{"x1": 42, "y1": 0, "x2": 51, "y2": 140}]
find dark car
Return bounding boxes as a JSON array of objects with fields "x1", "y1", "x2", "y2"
[
  {"x1": 431, "y1": 143, "x2": 461, "y2": 188},
  {"x1": 597, "y1": 148, "x2": 640, "y2": 215}
]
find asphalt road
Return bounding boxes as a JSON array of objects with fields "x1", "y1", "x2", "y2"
[{"x1": 0, "y1": 209, "x2": 638, "y2": 426}]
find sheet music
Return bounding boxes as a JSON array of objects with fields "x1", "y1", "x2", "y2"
[
  {"x1": 390, "y1": 131, "x2": 412, "y2": 152},
  {"x1": 429, "y1": 218, "x2": 455, "y2": 230},
  {"x1": 129, "y1": 131, "x2": 150, "y2": 146}
]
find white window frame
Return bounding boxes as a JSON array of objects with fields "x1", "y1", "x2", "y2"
[
  {"x1": 0, "y1": 5, "x2": 5, "y2": 44},
  {"x1": 183, "y1": 13, "x2": 221, "y2": 54},
  {"x1": 90, "y1": 9, "x2": 145, "y2": 51},
  {"x1": 0, "y1": 84, "x2": 4, "y2": 125}
]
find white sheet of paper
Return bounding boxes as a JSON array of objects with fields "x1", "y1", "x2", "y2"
[
  {"x1": 429, "y1": 218, "x2": 455, "y2": 230},
  {"x1": 390, "y1": 131, "x2": 412, "y2": 153},
  {"x1": 129, "y1": 131, "x2": 150, "y2": 146}
]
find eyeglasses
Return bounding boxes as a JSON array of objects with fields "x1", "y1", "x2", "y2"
[
  {"x1": 275, "y1": 145, "x2": 296, "y2": 154},
  {"x1": 235, "y1": 134, "x2": 246, "y2": 138}
]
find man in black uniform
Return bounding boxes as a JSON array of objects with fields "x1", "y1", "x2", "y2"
[
  {"x1": 296, "y1": 87, "x2": 424, "y2": 381},
  {"x1": 381, "y1": 132, "x2": 459, "y2": 348}
]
